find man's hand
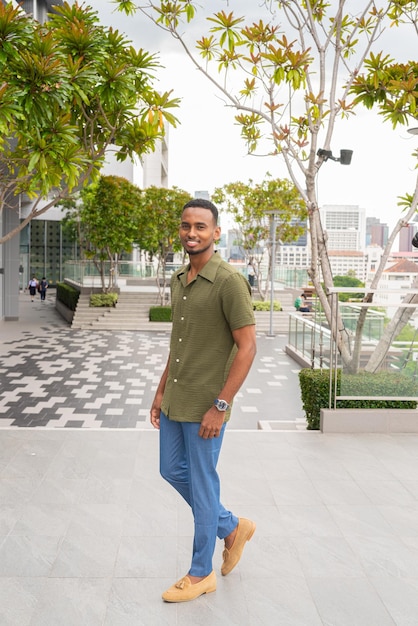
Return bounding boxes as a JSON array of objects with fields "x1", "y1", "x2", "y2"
[
  {"x1": 150, "y1": 405, "x2": 161, "y2": 430},
  {"x1": 199, "y1": 407, "x2": 225, "y2": 439}
]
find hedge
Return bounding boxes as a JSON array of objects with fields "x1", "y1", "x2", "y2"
[
  {"x1": 56, "y1": 282, "x2": 80, "y2": 311},
  {"x1": 149, "y1": 306, "x2": 172, "y2": 322},
  {"x1": 299, "y1": 368, "x2": 418, "y2": 430},
  {"x1": 253, "y1": 300, "x2": 282, "y2": 311},
  {"x1": 90, "y1": 293, "x2": 118, "y2": 307}
]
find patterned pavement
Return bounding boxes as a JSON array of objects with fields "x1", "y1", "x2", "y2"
[{"x1": 0, "y1": 296, "x2": 304, "y2": 429}]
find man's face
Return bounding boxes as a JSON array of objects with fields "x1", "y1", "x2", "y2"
[{"x1": 179, "y1": 206, "x2": 221, "y2": 256}]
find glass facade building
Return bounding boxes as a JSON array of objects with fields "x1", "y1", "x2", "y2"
[{"x1": 19, "y1": 220, "x2": 78, "y2": 290}]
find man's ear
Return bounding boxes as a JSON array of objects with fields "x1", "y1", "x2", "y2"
[{"x1": 214, "y1": 225, "x2": 221, "y2": 241}]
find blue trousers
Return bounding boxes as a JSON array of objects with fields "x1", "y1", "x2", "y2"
[{"x1": 159, "y1": 411, "x2": 238, "y2": 577}]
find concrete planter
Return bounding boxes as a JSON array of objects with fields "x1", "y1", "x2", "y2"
[
  {"x1": 321, "y1": 408, "x2": 418, "y2": 433},
  {"x1": 55, "y1": 298, "x2": 73, "y2": 324}
]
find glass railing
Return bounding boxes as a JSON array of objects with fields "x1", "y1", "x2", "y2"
[
  {"x1": 64, "y1": 260, "x2": 311, "y2": 291},
  {"x1": 329, "y1": 289, "x2": 418, "y2": 405},
  {"x1": 288, "y1": 290, "x2": 418, "y2": 404},
  {"x1": 63, "y1": 261, "x2": 182, "y2": 286},
  {"x1": 288, "y1": 313, "x2": 332, "y2": 368}
]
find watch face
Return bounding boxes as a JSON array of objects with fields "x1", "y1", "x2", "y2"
[{"x1": 215, "y1": 399, "x2": 229, "y2": 411}]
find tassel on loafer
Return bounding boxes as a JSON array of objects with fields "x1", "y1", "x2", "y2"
[{"x1": 162, "y1": 570, "x2": 216, "y2": 603}]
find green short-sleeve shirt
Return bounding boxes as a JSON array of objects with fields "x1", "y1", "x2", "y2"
[{"x1": 161, "y1": 253, "x2": 255, "y2": 423}]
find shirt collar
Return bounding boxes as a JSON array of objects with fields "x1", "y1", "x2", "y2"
[{"x1": 177, "y1": 251, "x2": 221, "y2": 284}]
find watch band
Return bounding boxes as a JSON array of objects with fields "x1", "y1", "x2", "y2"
[{"x1": 214, "y1": 398, "x2": 230, "y2": 411}]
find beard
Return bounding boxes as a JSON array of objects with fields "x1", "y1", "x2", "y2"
[{"x1": 183, "y1": 241, "x2": 213, "y2": 256}]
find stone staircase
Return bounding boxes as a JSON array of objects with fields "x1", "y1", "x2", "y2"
[
  {"x1": 71, "y1": 292, "x2": 171, "y2": 331},
  {"x1": 250, "y1": 287, "x2": 298, "y2": 334},
  {"x1": 70, "y1": 288, "x2": 297, "y2": 334}
]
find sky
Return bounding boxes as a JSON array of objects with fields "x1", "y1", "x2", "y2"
[{"x1": 87, "y1": 1, "x2": 418, "y2": 233}]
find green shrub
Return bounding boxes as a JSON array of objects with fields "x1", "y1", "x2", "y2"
[
  {"x1": 299, "y1": 368, "x2": 418, "y2": 430},
  {"x1": 149, "y1": 306, "x2": 172, "y2": 322},
  {"x1": 90, "y1": 293, "x2": 118, "y2": 307},
  {"x1": 56, "y1": 282, "x2": 80, "y2": 311},
  {"x1": 252, "y1": 300, "x2": 282, "y2": 311}
]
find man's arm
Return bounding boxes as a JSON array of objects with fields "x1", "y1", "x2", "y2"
[
  {"x1": 150, "y1": 355, "x2": 170, "y2": 430},
  {"x1": 199, "y1": 324, "x2": 257, "y2": 439}
]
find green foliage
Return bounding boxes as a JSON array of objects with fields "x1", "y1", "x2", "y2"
[
  {"x1": 149, "y1": 306, "x2": 172, "y2": 321},
  {"x1": 333, "y1": 275, "x2": 365, "y2": 302},
  {"x1": 252, "y1": 300, "x2": 281, "y2": 311},
  {"x1": 79, "y1": 175, "x2": 143, "y2": 256},
  {"x1": 137, "y1": 186, "x2": 192, "y2": 260},
  {"x1": 90, "y1": 292, "x2": 118, "y2": 307},
  {"x1": 56, "y1": 282, "x2": 79, "y2": 311},
  {"x1": 112, "y1": 0, "x2": 402, "y2": 162},
  {"x1": 63, "y1": 175, "x2": 144, "y2": 291},
  {"x1": 394, "y1": 322, "x2": 417, "y2": 342},
  {"x1": 0, "y1": 1, "x2": 180, "y2": 243},
  {"x1": 351, "y1": 52, "x2": 418, "y2": 127},
  {"x1": 212, "y1": 177, "x2": 307, "y2": 257},
  {"x1": 299, "y1": 368, "x2": 418, "y2": 430}
]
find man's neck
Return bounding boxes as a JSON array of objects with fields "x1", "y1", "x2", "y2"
[
  {"x1": 189, "y1": 248, "x2": 215, "y2": 271},
  {"x1": 187, "y1": 248, "x2": 215, "y2": 281}
]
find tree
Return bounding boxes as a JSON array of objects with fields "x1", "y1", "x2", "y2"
[
  {"x1": 64, "y1": 175, "x2": 143, "y2": 291},
  {"x1": 332, "y1": 275, "x2": 365, "y2": 302},
  {"x1": 136, "y1": 186, "x2": 192, "y2": 303},
  {"x1": 114, "y1": 0, "x2": 418, "y2": 372},
  {"x1": 0, "y1": 1, "x2": 179, "y2": 243},
  {"x1": 348, "y1": 15, "x2": 418, "y2": 372},
  {"x1": 212, "y1": 176, "x2": 306, "y2": 300}
]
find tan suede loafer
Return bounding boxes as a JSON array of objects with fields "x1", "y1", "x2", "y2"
[
  {"x1": 221, "y1": 517, "x2": 256, "y2": 576},
  {"x1": 162, "y1": 570, "x2": 216, "y2": 603}
]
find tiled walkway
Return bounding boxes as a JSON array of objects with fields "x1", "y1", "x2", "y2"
[
  {"x1": 0, "y1": 296, "x2": 304, "y2": 430},
  {"x1": 1, "y1": 295, "x2": 418, "y2": 625}
]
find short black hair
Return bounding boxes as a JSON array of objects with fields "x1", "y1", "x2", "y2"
[{"x1": 182, "y1": 198, "x2": 218, "y2": 224}]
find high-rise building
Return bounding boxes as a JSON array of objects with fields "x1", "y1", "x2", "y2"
[
  {"x1": 366, "y1": 217, "x2": 389, "y2": 248},
  {"x1": 276, "y1": 220, "x2": 309, "y2": 268},
  {"x1": 321, "y1": 204, "x2": 366, "y2": 251},
  {"x1": 141, "y1": 136, "x2": 168, "y2": 188},
  {"x1": 7, "y1": 0, "x2": 57, "y2": 20},
  {"x1": 399, "y1": 222, "x2": 418, "y2": 252}
]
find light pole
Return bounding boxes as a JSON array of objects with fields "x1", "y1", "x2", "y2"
[{"x1": 266, "y1": 211, "x2": 277, "y2": 337}]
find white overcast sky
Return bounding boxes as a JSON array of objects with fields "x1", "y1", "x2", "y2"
[{"x1": 86, "y1": 1, "x2": 418, "y2": 231}]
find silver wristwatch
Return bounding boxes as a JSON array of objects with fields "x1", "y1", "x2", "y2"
[{"x1": 214, "y1": 398, "x2": 230, "y2": 411}]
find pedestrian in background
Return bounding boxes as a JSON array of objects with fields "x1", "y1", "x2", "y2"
[
  {"x1": 247, "y1": 261, "x2": 255, "y2": 287},
  {"x1": 39, "y1": 277, "x2": 48, "y2": 301},
  {"x1": 150, "y1": 198, "x2": 257, "y2": 603},
  {"x1": 28, "y1": 276, "x2": 38, "y2": 302}
]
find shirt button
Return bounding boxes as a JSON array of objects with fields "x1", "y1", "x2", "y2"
[
  {"x1": 180, "y1": 316, "x2": 184, "y2": 321},
  {"x1": 176, "y1": 358, "x2": 180, "y2": 362},
  {"x1": 179, "y1": 338, "x2": 182, "y2": 342},
  {"x1": 183, "y1": 296, "x2": 187, "y2": 300},
  {"x1": 174, "y1": 378, "x2": 178, "y2": 383}
]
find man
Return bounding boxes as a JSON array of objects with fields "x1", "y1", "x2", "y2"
[
  {"x1": 150, "y1": 198, "x2": 257, "y2": 603},
  {"x1": 39, "y1": 277, "x2": 49, "y2": 301},
  {"x1": 299, "y1": 293, "x2": 311, "y2": 313}
]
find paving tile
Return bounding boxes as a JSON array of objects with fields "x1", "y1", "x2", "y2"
[
  {"x1": 0, "y1": 577, "x2": 46, "y2": 626},
  {"x1": 307, "y1": 577, "x2": 396, "y2": 625},
  {"x1": 0, "y1": 299, "x2": 418, "y2": 624},
  {"x1": 0, "y1": 328, "x2": 303, "y2": 429},
  {"x1": 0, "y1": 534, "x2": 61, "y2": 577},
  {"x1": 30, "y1": 578, "x2": 111, "y2": 626}
]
